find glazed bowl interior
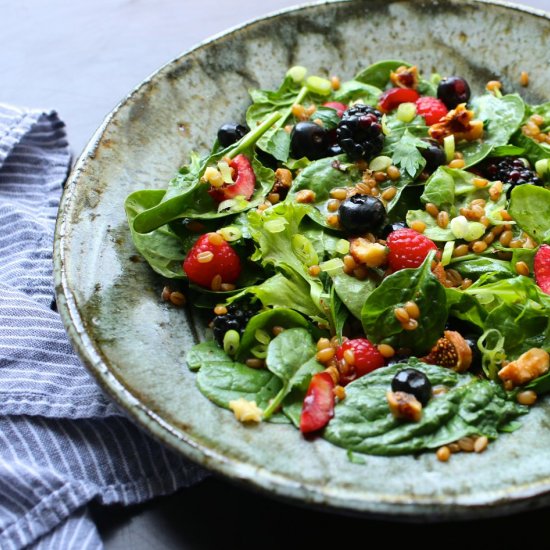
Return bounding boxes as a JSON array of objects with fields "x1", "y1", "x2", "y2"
[{"x1": 55, "y1": 0, "x2": 550, "y2": 519}]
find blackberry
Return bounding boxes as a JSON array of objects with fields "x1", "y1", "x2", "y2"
[
  {"x1": 484, "y1": 157, "x2": 542, "y2": 187},
  {"x1": 211, "y1": 301, "x2": 260, "y2": 346},
  {"x1": 336, "y1": 105, "x2": 384, "y2": 161}
]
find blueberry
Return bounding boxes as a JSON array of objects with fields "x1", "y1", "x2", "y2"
[
  {"x1": 437, "y1": 76, "x2": 471, "y2": 109},
  {"x1": 218, "y1": 122, "x2": 249, "y2": 148},
  {"x1": 463, "y1": 335, "x2": 481, "y2": 370},
  {"x1": 338, "y1": 195, "x2": 388, "y2": 235},
  {"x1": 290, "y1": 121, "x2": 330, "y2": 160},
  {"x1": 391, "y1": 368, "x2": 432, "y2": 405},
  {"x1": 381, "y1": 221, "x2": 406, "y2": 239},
  {"x1": 256, "y1": 149, "x2": 278, "y2": 170},
  {"x1": 421, "y1": 139, "x2": 447, "y2": 173}
]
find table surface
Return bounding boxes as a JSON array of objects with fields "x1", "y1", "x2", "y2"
[{"x1": 3, "y1": 0, "x2": 550, "y2": 547}]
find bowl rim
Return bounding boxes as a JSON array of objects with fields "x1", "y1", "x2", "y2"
[{"x1": 54, "y1": 0, "x2": 550, "y2": 520}]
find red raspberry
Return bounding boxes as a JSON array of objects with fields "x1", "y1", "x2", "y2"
[
  {"x1": 323, "y1": 101, "x2": 348, "y2": 117},
  {"x1": 183, "y1": 233, "x2": 241, "y2": 288},
  {"x1": 336, "y1": 338, "x2": 384, "y2": 380},
  {"x1": 534, "y1": 244, "x2": 550, "y2": 294},
  {"x1": 386, "y1": 228, "x2": 438, "y2": 271},
  {"x1": 208, "y1": 154, "x2": 256, "y2": 203},
  {"x1": 378, "y1": 88, "x2": 420, "y2": 112},
  {"x1": 415, "y1": 96, "x2": 448, "y2": 126},
  {"x1": 300, "y1": 372, "x2": 335, "y2": 433}
]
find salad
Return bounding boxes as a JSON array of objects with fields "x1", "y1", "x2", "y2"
[{"x1": 125, "y1": 60, "x2": 550, "y2": 461}]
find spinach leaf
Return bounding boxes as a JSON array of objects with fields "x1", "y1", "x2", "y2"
[
  {"x1": 124, "y1": 190, "x2": 186, "y2": 278},
  {"x1": 190, "y1": 341, "x2": 282, "y2": 409},
  {"x1": 492, "y1": 144, "x2": 526, "y2": 157},
  {"x1": 247, "y1": 77, "x2": 307, "y2": 161},
  {"x1": 187, "y1": 341, "x2": 225, "y2": 372},
  {"x1": 527, "y1": 371, "x2": 550, "y2": 394},
  {"x1": 509, "y1": 185, "x2": 550, "y2": 242},
  {"x1": 405, "y1": 210, "x2": 454, "y2": 241},
  {"x1": 133, "y1": 115, "x2": 280, "y2": 233},
  {"x1": 262, "y1": 328, "x2": 322, "y2": 419},
  {"x1": 484, "y1": 302, "x2": 550, "y2": 358},
  {"x1": 445, "y1": 288, "x2": 487, "y2": 330},
  {"x1": 332, "y1": 80, "x2": 381, "y2": 105},
  {"x1": 312, "y1": 106, "x2": 341, "y2": 130},
  {"x1": 472, "y1": 93, "x2": 525, "y2": 146},
  {"x1": 286, "y1": 156, "x2": 361, "y2": 229},
  {"x1": 330, "y1": 283, "x2": 348, "y2": 341},
  {"x1": 511, "y1": 133, "x2": 550, "y2": 166},
  {"x1": 324, "y1": 360, "x2": 526, "y2": 456},
  {"x1": 408, "y1": 167, "x2": 509, "y2": 240},
  {"x1": 361, "y1": 252, "x2": 447, "y2": 354},
  {"x1": 458, "y1": 141, "x2": 493, "y2": 168},
  {"x1": 236, "y1": 307, "x2": 310, "y2": 362},
  {"x1": 355, "y1": 60, "x2": 410, "y2": 88},
  {"x1": 331, "y1": 269, "x2": 377, "y2": 320},
  {"x1": 301, "y1": 224, "x2": 343, "y2": 260},
  {"x1": 450, "y1": 256, "x2": 514, "y2": 280}
]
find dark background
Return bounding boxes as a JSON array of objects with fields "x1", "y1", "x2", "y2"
[{"x1": 2, "y1": 0, "x2": 549, "y2": 547}]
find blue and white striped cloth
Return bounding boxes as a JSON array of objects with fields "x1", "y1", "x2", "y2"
[{"x1": 0, "y1": 104, "x2": 206, "y2": 549}]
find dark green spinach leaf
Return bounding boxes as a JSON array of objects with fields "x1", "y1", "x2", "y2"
[
  {"x1": 361, "y1": 252, "x2": 447, "y2": 354},
  {"x1": 324, "y1": 360, "x2": 526, "y2": 456},
  {"x1": 124, "y1": 189, "x2": 186, "y2": 278}
]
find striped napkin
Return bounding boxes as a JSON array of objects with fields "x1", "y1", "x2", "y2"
[{"x1": 0, "y1": 104, "x2": 206, "y2": 549}]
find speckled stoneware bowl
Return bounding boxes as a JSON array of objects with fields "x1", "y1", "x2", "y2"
[{"x1": 54, "y1": 0, "x2": 550, "y2": 519}]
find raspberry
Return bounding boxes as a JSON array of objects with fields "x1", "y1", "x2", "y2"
[
  {"x1": 534, "y1": 244, "x2": 550, "y2": 294},
  {"x1": 336, "y1": 338, "x2": 385, "y2": 379},
  {"x1": 208, "y1": 154, "x2": 256, "y2": 203},
  {"x1": 322, "y1": 101, "x2": 348, "y2": 117},
  {"x1": 386, "y1": 228, "x2": 438, "y2": 271},
  {"x1": 378, "y1": 88, "x2": 420, "y2": 112},
  {"x1": 415, "y1": 96, "x2": 449, "y2": 126},
  {"x1": 183, "y1": 233, "x2": 241, "y2": 288}
]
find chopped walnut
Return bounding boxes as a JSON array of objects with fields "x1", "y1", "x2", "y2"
[
  {"x1": 390, "y1": 65, "x2": 419, "y2": 89},
  {"x1": 429, "y1": 103, "x2": 484, "y2": 143},
  {"x1": 498, "y1": 348, "x2": 550, "y2": 387},
  {"x1": 228, "y1": 398, "x2": 263, "y2": 423},
  {"x1": 387, "y1": 391, "x2": 422, "y2": 422},
  {"x1": 350, "y1": 237, "x2": 387, "y2": 268},
  {"x1": 271, "y1": 168, "x2": 293, "y2": 199}
]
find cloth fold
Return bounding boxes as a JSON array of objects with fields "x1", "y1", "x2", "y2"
[{"x1": 0, "y1": 104, "x2": 206, "y2": 550}]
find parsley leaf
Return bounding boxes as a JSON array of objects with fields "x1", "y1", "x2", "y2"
[{"x1": 390, "y1": 130, "x2": 429, "y2": 178}]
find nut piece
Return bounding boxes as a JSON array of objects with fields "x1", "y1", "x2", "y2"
[
  {"x1": 498, "y1": 348, "x2": 550, "y2": 388},
  {"x1": 386, "y1": 391, "x2": 422, "y2": 422},
  {"x1": 429, "y1": 103, "x2": 484, "y2": 143},
  {"x1": 423, "y1": 330, "x2": 472, "y2": 372},
  {"x1": 228, "y1": 398, "x2": 263, "y2": 423},
  {"x1": 350, "y1": 237, "x2": 388, "y2": 268}
]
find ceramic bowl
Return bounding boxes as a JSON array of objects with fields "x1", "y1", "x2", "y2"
[{"x1": 54, "y1": 0, "x2": 550, "y2": 519}]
